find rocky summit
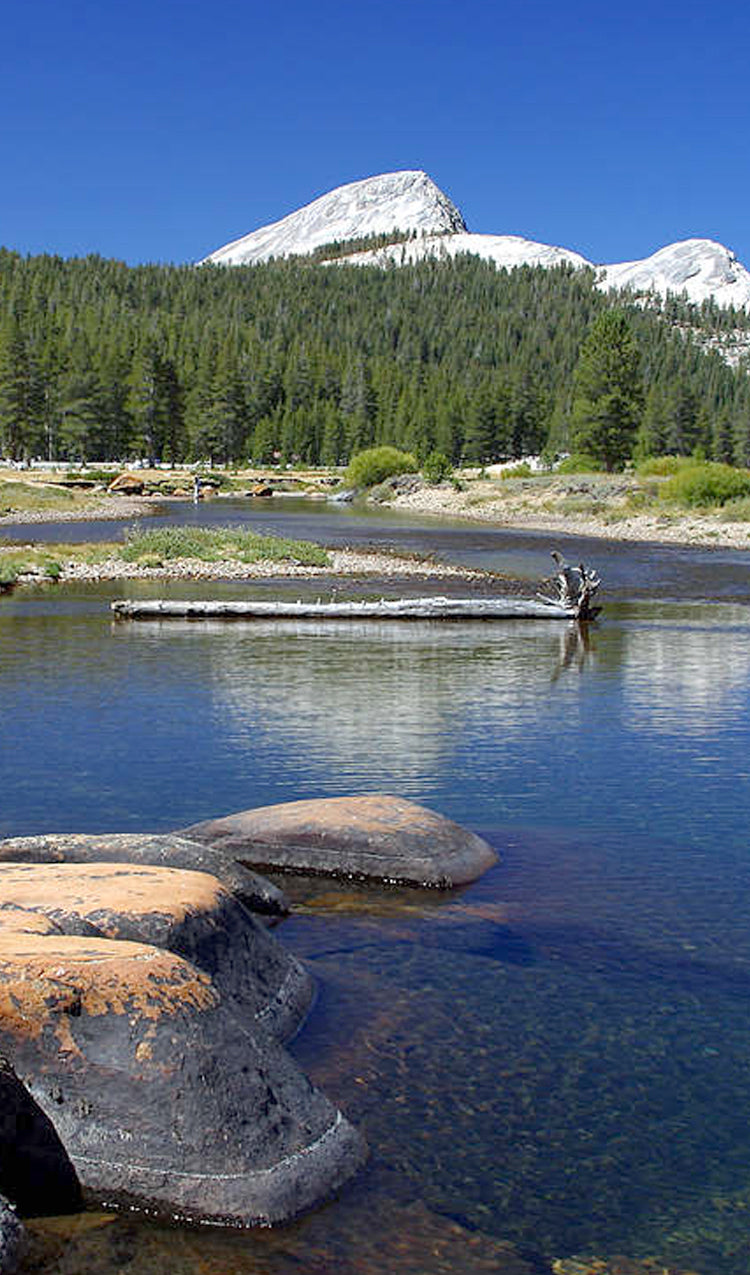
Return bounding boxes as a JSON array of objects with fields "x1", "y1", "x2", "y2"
[
  {"x1": 201, "y1": 169, "x2": 466, "y2": 266},
  {"x1": 201, "y1": 169, "x2": 750, "y2": 309}
]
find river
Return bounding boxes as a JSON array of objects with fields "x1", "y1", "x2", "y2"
[{"x1": 3, "y1": 498, "x2": 750, "y2": 1274}]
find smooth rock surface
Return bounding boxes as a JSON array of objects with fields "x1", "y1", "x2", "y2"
[
  {"x1": 0, "y1": 863, "x2": 311, "y2": 1042},
  {"x1": 0, "y1": 1053, "x2": 82, "y2": 1217},
  {"x1": 0, "y1": 931, "x2": 365, "y2": 1226},
  {"x1": 181, "y1": 793, "x2": 499, "y2": 887},
  {"x1": 0, "y1": 832, "x2": 287, "y2": 916}
]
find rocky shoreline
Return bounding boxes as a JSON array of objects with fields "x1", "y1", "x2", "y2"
[
  {"x1": 387, "y1": 482, "x2": 750, "y2": 550},
  {"x1": 4, "y1": 481, "x2": 750, "y2": 558}
]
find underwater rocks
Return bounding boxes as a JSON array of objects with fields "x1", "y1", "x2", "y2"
[
  {"x1": 181, "y1": 793, "x2": 498, "y2": 887},
  {"x1": 0, "y1": 864, "x2": 365, "y2": 1228}
]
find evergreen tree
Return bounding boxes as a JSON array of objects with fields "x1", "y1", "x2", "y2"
[
  {"x1": 0, "y1": 315, "x2": 33, "y2": 459},
  {"x1": 570, "y1": 310, "x2": 643, "y2": 470}
]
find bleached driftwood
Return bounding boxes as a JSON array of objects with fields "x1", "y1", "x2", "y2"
[
  {"x1": 111, "y1": 596, "x2": 577, "y2": 622},
  {"x1": 537, "y1": 550, "x2": 601, "y2": 620},
  {"x1": 111, "y1": 551, "x2": 602, "y2": 623}
]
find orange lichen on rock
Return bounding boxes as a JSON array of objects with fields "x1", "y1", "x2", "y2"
[
  {"x1": 0, "y1": 933, "x2": 217, "y2": 1044},
  {"x1": 0, "y1": 863, "x2": 224, "y2": 932},
  {"x1": 0, "y1": 907, "x2": 60, "y2": 936}
]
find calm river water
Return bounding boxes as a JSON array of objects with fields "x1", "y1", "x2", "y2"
[{"x1": 4, "y1": 498, "x2": 750, "y2": 1274}]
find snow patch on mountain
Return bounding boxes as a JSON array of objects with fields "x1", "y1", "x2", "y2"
[
  {"x1": 336, "y1": 231, "x2": 590, "y2": 272},
  {"x1": 201, "y1": 171, "x2": 465, "y2": 266},
  {"x1": 599, "y1": 239, "x2": 750, "y2": 310}
]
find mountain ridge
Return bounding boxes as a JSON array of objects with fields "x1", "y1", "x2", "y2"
[{"x1": 201, "y1": 170, "x2": 750, "y2": 311}]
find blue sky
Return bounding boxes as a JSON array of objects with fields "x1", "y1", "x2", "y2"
[{"x1": 3, "y1": 0, "x2": 749, "y2": 268}]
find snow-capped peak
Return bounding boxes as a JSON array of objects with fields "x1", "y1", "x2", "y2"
[
  {"x1": 200, "y1": 171, "x2": 750, "y2": 311},
  {"x1": 599, "y1": 239, "x2": 750, "y2": 309},
  {"x1": 200, "y1": 170, "x2": 466, "y2": 266}
]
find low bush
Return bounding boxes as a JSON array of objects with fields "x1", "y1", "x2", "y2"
[
  {"x1": 500, "y1": 462, "x2": 533, "y2": 479},
  {"x1": 719, "y1": 496, "x2": 750, "y2": 522},
  {"x1": 636, "y1": 455, "x2": 695, "y2": 478},
  {"x1": 556, "y1": 453, "x2": 604, "y2": 474},
  {"x1": 64, "y1": 468, "x2": 115, "y2": 484},
  {"x1": 659, "y1": 462, "x2": 750, "y2": 509},
  {"x1": 421, "y1": 451, "x2": 453, "y2": 484},
  {"x1": 344, "y1": 447, "x2": 417, "y2": 490}
]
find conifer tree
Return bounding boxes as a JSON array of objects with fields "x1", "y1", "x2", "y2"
[{"x1": 570, "y1": 310, "x2": 643, "y2": 470}]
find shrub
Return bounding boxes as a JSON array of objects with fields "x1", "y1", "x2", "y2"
[
  {"x1": 636, "y1": 455, "x2": 695, "y2": 478},
  {"x1": 421, "y1": 451, "x2": 453, "y2": 484},
  {"x1": 660, "y1": 462, "x2": 750, "y2": 508},
  {"x1": 719, "y1": 496, "x2": 750, "y2": 522},
  {"x1": 556, "y1": 453, "x2": 604, "y2": 474},
  {"x1": 501, "y1": 462, "x2": 533, "y2": 479},
  {"x1": 344, "y1": 447, "x2": 417, "y2": 490},
  {"x1": 0, "y1": 562, "x2": 19, "y2": 588},
  {"x1": 44, "y1": 561, "x2": 62, "y2": 581}
]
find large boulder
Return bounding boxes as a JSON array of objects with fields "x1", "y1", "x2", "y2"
[
  {"x1": 0, "y1": 921, "x2": 364, "y2": 1226},
  {"x1": 181, "y1": 794, "x2": 499, "y2": 887},
  {"x1": 107, "y1": 472, "x2": 144, "y2": 494},
  {"x1": 0, "y1": 832, "x2": 287, "y2": 916},
  {"x1": 0, "y1": 863, "x2": 310, "y2": 1043}
]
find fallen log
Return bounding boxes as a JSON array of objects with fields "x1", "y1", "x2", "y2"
[{"x1": 111, "y1": 595, "x2": 577, "y2": 621}]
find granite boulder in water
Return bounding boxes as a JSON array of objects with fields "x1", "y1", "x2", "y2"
[
  {"x1": 0, "y1": 831, "x2": 287, "y2": 916},
  {"x1": 181, "y1": 793, "x2": 498, "y2": 887},
  {"x1": 0, "y1": 865, "x2": 365, "y2": 1228}
]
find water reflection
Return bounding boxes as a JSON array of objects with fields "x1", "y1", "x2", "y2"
[
  {"x1": 111, "y1": 618, "x2": 592, "y2": 793},
  {"x1": 621, "y1": 611, "x2": 750, "y2": 735},
  {"x1": 6, "y1": 564, "x2": 750, "y2": 1272}
]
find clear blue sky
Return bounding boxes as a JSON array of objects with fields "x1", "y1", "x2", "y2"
[{"x1": 3, "y1": 0, "x2": 749, "y2": 268}]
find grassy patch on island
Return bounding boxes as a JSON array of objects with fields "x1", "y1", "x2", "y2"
[
  {"x1": 0, "y1": 479, "x2": 104, "y2": 517},
  {"x1": 120, "y1": 524, "x2": 330, "y2": 567}
]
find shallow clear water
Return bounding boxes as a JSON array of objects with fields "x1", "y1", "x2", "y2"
[{"x1": 5, "y1": 503, "x2": 750, "y2": 1273}]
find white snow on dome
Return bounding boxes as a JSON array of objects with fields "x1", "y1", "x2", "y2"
[
  {"x1": 336, "y1": 231, "x2": 591, "y2": 272},
  {"x1": 200, "y1": 171, "x2": 750, "y2": 312},
  {"x1": 200, "y1": 170, "x2": 466, "y2": 266},
  {"x1": 599, "y1": 239, "x2": 750, "y2": 309}
]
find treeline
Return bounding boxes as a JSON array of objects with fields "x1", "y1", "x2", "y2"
[{"x1": 0, "y1": 245, "x2": 748, "y2": 467}]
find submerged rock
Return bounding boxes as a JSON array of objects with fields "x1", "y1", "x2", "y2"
[
  {"x1": 181, "y1": 793, "x2": 498, "y2": 887},
  {"x1": 0, "y1": 831, "x2": 287, "y2": 916}
]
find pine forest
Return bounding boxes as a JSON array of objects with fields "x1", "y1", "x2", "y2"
[{"x1": 0, "y1": 246, "x2": 749, "y2": 469}]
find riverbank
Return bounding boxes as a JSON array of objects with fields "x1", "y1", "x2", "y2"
[
  {"x1": 5, "y1": 465, "x2": 750, "y2": 556},
  {"x1": 0, "y1": 494, "x2": 151, "y2": 525},
  {"x1": 386, "y1": 477, "x2": 750, "y2": 549}
]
